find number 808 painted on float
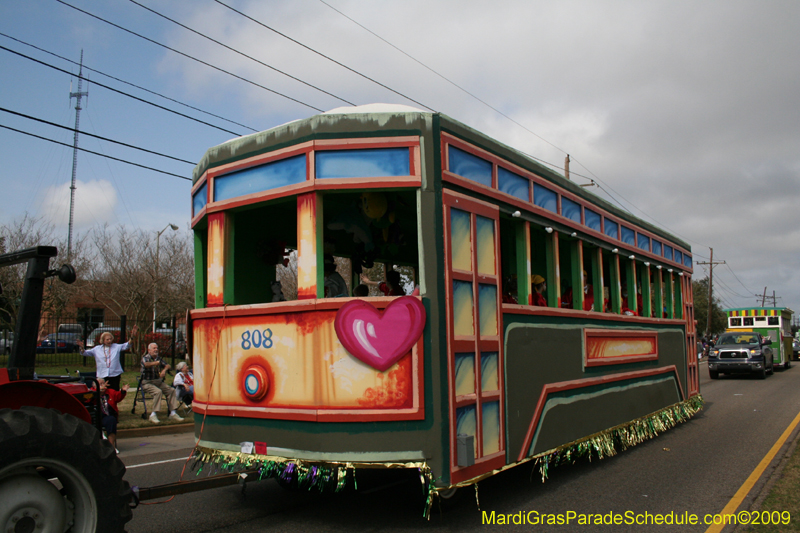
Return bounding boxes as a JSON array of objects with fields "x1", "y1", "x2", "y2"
[{"x1": 241, "y1": 329, "x2": 273, "y2": 350}]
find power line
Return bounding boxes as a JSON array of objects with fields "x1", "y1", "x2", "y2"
[
  {"x1": 724, "y1": 263, "x2": 755, "y2": 296},
  {"x1": 0, "y1": 124, "x2": 190, "y2": 180},
  {"x1": 127, "y1": 0, "x2": 356, "y2": 107},
  {"x1": 0, "y1": 31, "x2": 259, "y2": 133},
  {"x1": 714, "y1": 276, "x2": 753, "y2": 300},
  {"x1": 0, "y1": 44, "x2": 243, "y2": 136},
  {"x1": 58, "y1": 0, "x2": 692, "y2": 250},
  {"x1": 84, "y1": 110, "x2": 137, "y2": 227},
  {"x1": 318, "y1": 0, "x2": 707, "y2": 249},
  {"x1": 54, "y1": 0, "x2": 323, "y2": 113},
  {"x1": 213, "y1": 0, "x2": 436, "y2": 113},
  {"x1": 317, "y1": 0, "x2": 565, "y2": 155},
  {"x1": 0, "y1": 107, "x2": 196, "y2": 165}
]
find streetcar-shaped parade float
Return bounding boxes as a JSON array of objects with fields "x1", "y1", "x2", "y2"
[{"x1": 188, "y1": 104, "x2": 703, "y2": 514}]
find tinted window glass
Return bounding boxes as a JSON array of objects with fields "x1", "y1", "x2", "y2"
[
  {"x1": 533, "y1": 184, "x2": 557, "y2": 213},
  {"x1": 663, "y1": 245, "x2": 673, "y2": 261},
  {"x1": 448, "y1": 146, "x2": 492, "y2": 187},
  {"x1": 316, "y1": 148, "x2": 409, "y2": 179},
  {"x1": 652, "y1": 240, "x2": 662, "y2": 256},
  {"x1": 637, "y1": 233, "x2": 650, "y2": 251},
  {"x1": 561, "y1": 197, "x2": 581, "y2": 222},
  {"x1": 604, "y1": 219, "x2": 618, "y2": 239},
  {"x1": 215, "y1": 154, "x2": 306, "y2": 201},
  {"x1": 585, "y1": 208, "x2": 601, "y2": 231},
  {"x1": 621, "y1": 226, "x2": 635, "y2": 245},
  {"x1": 497, "y1": 167, "x2": 529, "y2": 201},
  {"x1": 193, "y1": 182, "x2": 208, "y2": 215}
]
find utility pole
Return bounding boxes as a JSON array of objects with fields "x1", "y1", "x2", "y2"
[
  {"x1": 68, "y1": 50, "x2": 88, "y2": 261},
  {"x1": 564, "y1": 154, "x2": 570, "y2": 180},
  {"x1": 696, "y1": 247, "x2": 725, "y2": 338},
  {"x1": 756, "y1": 288, "x2": 780, "y2": 307}
]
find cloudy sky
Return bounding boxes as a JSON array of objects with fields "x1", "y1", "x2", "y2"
[{"x1": 2, "y1": 0, "x2": 799, "y2": 314}]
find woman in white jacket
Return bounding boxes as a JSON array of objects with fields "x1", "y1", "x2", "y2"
[{"x1": 173, "y1": 361, "x2": 194, "y2": 406}]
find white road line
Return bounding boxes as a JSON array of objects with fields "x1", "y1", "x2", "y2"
[{"x1": 124, "y1": 456, "x2": 191, "y2": 469}]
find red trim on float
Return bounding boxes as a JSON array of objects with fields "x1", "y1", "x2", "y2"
[
  {"x1": 450, "y1": 453, "x2": 506, "y2": 485},
  {"x1": 190, "y1": 207, "x2": 207, "y2": 229},
  {"x1": 313, "y1": 136, "x2": 419, "y2": 150},
  {"x1": 312, "y1": 177, "x2": 421, "y2": 190},
  {"x1": 190, "y1": 296, "x2": 404, "y2": 319},
  {"x1": 584, "y1": 329, "x2": 659, "y2": 367},
  {"x1": 191, "y1": 173, "x2": 207, "y2": 196},
  {"x1": 207, "y1": 181, "x2": 314, "y2": 213},
  {"x1": 500, "y1": 303, "x2": 686, "y2": 324},
  {"x1": 441, "y1": 189, "x2": 506, "y2": 481},
  {"x1": 209, "y1": 142, "x2": 313, "y2": 183}
]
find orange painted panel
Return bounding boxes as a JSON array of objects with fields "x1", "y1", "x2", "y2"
[
  {"x1": 585, "y1": 329, "x2": 658, "y2": 367},
  {"x1": 191, "y1": 311, "x2": 423, "y2": 420},
  {"x1": 207, "y1": 212, "x2": 226, "y2": 307},
  {"x1": 296, "y1": 193, "x2": 318, "y2": 299}
]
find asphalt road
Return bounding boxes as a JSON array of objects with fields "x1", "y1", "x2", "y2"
[{"x1": 120, "y1": 360, "x2": 800, "y2": 532}]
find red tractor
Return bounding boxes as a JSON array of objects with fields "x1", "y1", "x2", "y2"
[{"x1": 0, "y1": 247, "x2": 132, "y2": 532}]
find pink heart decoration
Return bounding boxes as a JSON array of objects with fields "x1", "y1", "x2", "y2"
[{"x1": 334, "y1": 296, "x2": 426, "y2": 372}]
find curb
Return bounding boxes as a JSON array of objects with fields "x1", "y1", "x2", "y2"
[{"x1": 118, "y1": 422, "x2": 195, "y2": 439}]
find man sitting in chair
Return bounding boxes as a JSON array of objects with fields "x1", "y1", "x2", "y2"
[
  {"x1": 173, "y1": 361, "x2": 194, "y2": 407},
  {"x1": 140, "y1": 342, "x2": 184, "y2": 424}
]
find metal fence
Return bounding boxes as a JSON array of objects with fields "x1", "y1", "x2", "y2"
[{"x1": 0, "y1": 313, "x2": 187, "y2": 371}]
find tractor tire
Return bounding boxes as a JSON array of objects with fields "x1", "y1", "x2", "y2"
[{"x1": 0, "y1": 406, "x2": 133, "y2": 533}]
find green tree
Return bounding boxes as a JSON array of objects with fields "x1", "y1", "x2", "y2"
[{"x1": 693, "y1": 277, "x2": 727, "y2": 338}]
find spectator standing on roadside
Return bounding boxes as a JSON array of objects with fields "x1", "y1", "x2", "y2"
[
  {"x1": 140, "y1": 342, "x2": 183, "y2": 424},
  {"x1": 77, "y1": 324, "x2": 138, "y2": 391}
]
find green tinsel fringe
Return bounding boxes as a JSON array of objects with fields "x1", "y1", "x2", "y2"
[
  {"x1": 192, "y1": 449, "x2": 349, "y2": 494},
  {"x1": 192, "y1": 394, "x2": 702, "y2": 520},
  {"x1": 533, "y1": 395, "x2": 704, "y2": 482}
]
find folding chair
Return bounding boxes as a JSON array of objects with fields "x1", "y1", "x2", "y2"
[
  {"x1": 175, "y1": 384, "x2": 192, "y2": 417},
  {"x1": 130, "y1": 372, "x2": 150, "y2": 420}
]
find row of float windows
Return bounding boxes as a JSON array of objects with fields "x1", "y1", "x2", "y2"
[
  {"x1": 729, "y1": 316, "x2": 781, "y2": 327},
  {"x1": 192, "y1": 147, "x2": 412, "y2": 216},
  {"x1": 192, "y1": 142, "x2": 692, "y2": 268},
  {"x1": 495, "y1": 216, "x2": 686, "y2": 318},
  {"x1": 446, "y1": 144, "x2": 693, "y2": 268}
]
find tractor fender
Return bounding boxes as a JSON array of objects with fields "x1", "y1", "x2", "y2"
[{"x1": 0, "y1": 380, "x2": 92, "y2": 424}]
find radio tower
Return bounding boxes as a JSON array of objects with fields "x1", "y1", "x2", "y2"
[{"x1": 67, "y1": 50, "x2": 88, "y2": 260}]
